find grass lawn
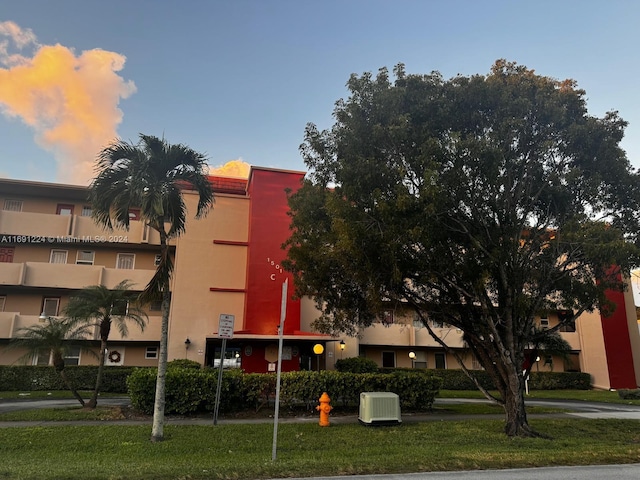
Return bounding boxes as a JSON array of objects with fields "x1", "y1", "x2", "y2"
[
  {"x1": 0, "y1": 419, "x2": 639, "y2": 479},
  {"x1": 1, "y1": 389, "x2": 639, "y2": 479}
]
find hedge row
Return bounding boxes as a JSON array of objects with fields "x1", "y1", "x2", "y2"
[
  {"x1": 418, "y1": 369, "x2": 591, "y2": 390},
  {"x1": 126, "y1": 368, "x2": 443, "y2": 415},
  {"x1": 0, "y1": 366, "x2": 134, "y2": 392}
]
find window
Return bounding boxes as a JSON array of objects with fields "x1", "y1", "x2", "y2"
[
  {"x1": 0, "y1": 247, "x2": 14, "y2": 263},
  {"x1": 149, "y1": 300, "x2": 163, "y2": 311},
  {"x1": 145, "y1": 347, "x2": 158, "y2": 359},
  {"x1": 128, "y1": 209, "x2": 140, "y2": 221},
  {"x1": 56, "y1": 204, "x2": 74, "y2": 215},
  {"x1": 35, "y1": 349, "x2": 51, "y2": 366},
  {"x1": 540, "y1": 317, "x2": 549, "y2": 328},
  {"x1": 116, "y1": 253, "x2": 135, "y2": 269},
  {"x1": 112, "y1": 300, "x2": 129, "y2": 316},
  {"x1": 3, "y1": 199, "x2": 22, "y2": 211},
  {"x1": 76, "y1": 250, "x2": 95, "y2": 265},
  {"x1": 559, "y1": 320, "x2": 576, "y2": 333},
  {"x1": 0, "y1": 296, "x2": 5, "y2": 312},
  {"x1": 81, "y1": 206, "x2": 92, "y2": 217},
  {"x1": 472, "y1": 357, "x2": 483, "y2": 370},
  {"x1": 382, "y1": 351, "x2": 395, "y2": 368},
  {"x1": 50, "y1": 249, "x2": 68, "y2": 264},
  {"x1": 154, "y1": 254, "x2": 162, "y2": 266},
  {"x1": 42, "y1": 297, "x2": 60, "y2": 317},
  {"x1": 64, "y1": 346, "x2": 81, "y2": 366},
  {"x1": 434, "y1": 352, "x2": 446, "y2": 369},
  {"x1": 380, "y1": 310, "x2": 394, "y2": 325},
  {"x1": 431, "y1": 319, "x2": 446, "y2": 328}
]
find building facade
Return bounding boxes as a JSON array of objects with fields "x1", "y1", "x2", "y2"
[{"x1": 1, "y1": 168, "x2": 640, "y2": 390}]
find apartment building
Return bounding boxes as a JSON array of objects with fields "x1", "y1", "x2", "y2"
[{"x1": 1, "y1": 167, "x2": 639, "y2": 390}]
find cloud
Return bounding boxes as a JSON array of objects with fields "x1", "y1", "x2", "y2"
[
  {"x1": 209, "y1": 159, "x2": 251, "y2": 178},
  {"x1": 0, "y1": 21, "x2": 136, "y2": 185}
]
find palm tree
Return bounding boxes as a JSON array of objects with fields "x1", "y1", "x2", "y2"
[
  {"x1": 64, "y1": 280, "x2": 147, "y2": 408},
  {"x1": 10, "y1": 317, "x2": 93, "y2": 406},
  {"x1": 90, "y1": 134, "x2": 213, "y2": 442}
]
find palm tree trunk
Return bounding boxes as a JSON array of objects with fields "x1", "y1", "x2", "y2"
[
  {"x1": 87, "y1": 338, "x2": 108, "y2": 409},
  {"x1": 53, "y1": 354, "x2": 85, "y2": 407},
  {"x1": 151, "y1": 231, "x2": 170, "y2": 442}
]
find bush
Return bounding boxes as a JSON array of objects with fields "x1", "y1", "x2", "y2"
[
  {"x1": 335, "y1": 356, "x2": 379, "y2": 373},
  {"x1": 0, "y1": 365, "x2": 135, "y2": 393},
  {"x1": 167, "y1": 359, "x2": 202, "y2": 370},
  {"x1": 618, "y1": 389, "x2": 640, "y2": 400}
]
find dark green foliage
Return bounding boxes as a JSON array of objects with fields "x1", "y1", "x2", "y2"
[
  {"x1": 285, "y1": 60, "x2": 640, "y2": 436},
  {"x1": 167, "y1": 359, "x2": 202, "y2": 370},
  {"x1": 617, "y1": 389, "x2": 640, "y2": 400},
  {"x1": 0, "y1": 366, "x2": 135, "y2": 392},
  {"x1": 431, "y1": 369, "x2": 590, "y2": 390},
  {"x1": 127, "y1": 368, "x2": 442, "y2": 414},
  {"x1": 335, "y1": 356, "x2": 379, "y2": 373}
]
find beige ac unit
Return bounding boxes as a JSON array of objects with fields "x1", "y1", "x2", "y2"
[{"x1": 358, "y1": 392, "x2": 401, "y2": 425}]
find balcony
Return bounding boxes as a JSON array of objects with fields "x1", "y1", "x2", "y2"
[
  {"x1": 0, "y1": 210, "x2": 165, "y2": 246},
  {"x1": 0, "y1": 312, "x2": 162, "y2": 341},
  {"x1": 3, "y1": 262, "x2": 154, "y2": 290},
  {"x1": 0, "y1": 311, "x2": 18, "y2": 337},
  {"x1": 414, "y1": 326, "x2": 466, "y2": 348},
  {"x1": 107, "y1": 314, "x2": 162, "y2": 342},
  {"x1": 359, "y1": 323, "x2": 412, "y2": 346}
]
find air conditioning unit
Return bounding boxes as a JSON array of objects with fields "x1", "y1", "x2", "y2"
[{"x1": 358, "y1": 392, "x2": 401, "y2": 425}]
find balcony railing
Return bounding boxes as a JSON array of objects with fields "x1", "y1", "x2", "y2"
[
  {"x1": 0, "y1": 312, "x2": 162, "y2": 341},
  {"x1": 0, "y1": 210, "x2": 167, "y2": 245},
  {"x1": 1, "y1": 261, "x2": 154, "y2": 290}
]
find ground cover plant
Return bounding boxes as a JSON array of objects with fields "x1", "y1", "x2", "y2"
[{"x1": 0, "y1": 420, "x2": 639, "y2": 479}]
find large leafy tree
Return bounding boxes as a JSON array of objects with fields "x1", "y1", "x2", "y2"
[
  {"x1": 64, "y1": 280, "x2": 147, "y2": 409},
  {"x1": 90, "y1": 134, "x2": 213, "y2": 442},
  {"x1": 285, "y1": 61, "x2": 640, "y2": 437},
  {"x1": 10, "y1": 317, "x2": 93, "y2": 406}
]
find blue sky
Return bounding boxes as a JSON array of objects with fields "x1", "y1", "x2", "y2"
[{"x1": 1, "y1": 0, "x2": 640, "y2": 185}]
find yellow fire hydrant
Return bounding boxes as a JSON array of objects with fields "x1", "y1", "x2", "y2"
[{"x1": 316, "y1": 392, "x2": 332, "y2": 427}]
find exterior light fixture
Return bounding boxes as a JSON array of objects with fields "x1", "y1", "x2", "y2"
[
  {"x1": 184, "y1": 338, "x2": 191, "y2": 349},
  {"x1": 339, "y1": 340, "x2": 346, "y2": 351},
  {"x1": 313, "y1": 343, "x2": 324, "y2": 372},
  {"x1": 409, "y1": 351, "x2": 416, "y2": 368},
  {"x1": 38, "y1": 311, "x2": 47, "y2": 322}
]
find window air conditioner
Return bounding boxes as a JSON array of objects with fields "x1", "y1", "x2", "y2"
[{"x1": 358, "y1": 392, "x2": 401, "y2": 425}]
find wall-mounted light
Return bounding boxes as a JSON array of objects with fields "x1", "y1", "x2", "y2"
[
  {"x1": 339, "y1": 340, "x2": 346, "y2": 351},
  {"x1": 185, "y1": 338, "x2": 191, "y2": 349},
  {"x1": 39, "y1": 311, "x2": 47, "y2": 322}
]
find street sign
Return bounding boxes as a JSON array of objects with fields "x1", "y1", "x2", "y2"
[{"x1": 218, "y1": 314, "x2": 235, "y2": 339}]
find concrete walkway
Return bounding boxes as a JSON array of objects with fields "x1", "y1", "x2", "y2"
[{"x1": 2, "y1": 396, "x2": 640, "y2": 427}]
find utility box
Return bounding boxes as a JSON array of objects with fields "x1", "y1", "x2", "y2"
[{"x1": 358, "y1": 392, "x2": 401, "y2": 425}]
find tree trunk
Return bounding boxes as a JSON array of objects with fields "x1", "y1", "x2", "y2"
[
  {"x1": 151, "y1": 232, "x2": 170, "y2": 442},
  {"x1": 53, "y1": 354, "x2": 85, "y2": 407},
  {"x1": 501, "y1": 369, "x2": 542, "y2": 437},
  {"x1": 87, "y1": 338, "x2": 108, "y2": 409}
]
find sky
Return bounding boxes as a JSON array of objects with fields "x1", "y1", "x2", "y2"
[{"x1": 2, "y1": 1, "x2": 640, "y2": 299}]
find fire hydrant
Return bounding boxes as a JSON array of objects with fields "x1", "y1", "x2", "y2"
[{"x1": 316, "y1": 392, "x2": 332, "y2": 427}]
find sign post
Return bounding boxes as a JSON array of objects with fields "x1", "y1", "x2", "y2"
[
  {"x1": 214, "y1": 314, "x2": 234, "y2": 425},
  {"x1": 271, "y1": 279, "x2": 288, "y2": 461}
]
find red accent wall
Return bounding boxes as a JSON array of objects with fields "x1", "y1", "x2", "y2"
[
  {"x1": 600, "y1": 287, "x2": 638, "y2": 389},
  {"x1": 243, "y1": 169, "x2": 304, "y2": 335}
]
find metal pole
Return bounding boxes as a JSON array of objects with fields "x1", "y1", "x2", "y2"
[
  {"x1": 213, "y1": 338, "x2": 227, "y2": 425},
  {"x1": 272, "y1": 279, "x2": 287, "y2": 461}
]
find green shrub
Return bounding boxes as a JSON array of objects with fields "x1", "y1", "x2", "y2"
[
  {"x1": 618, "y1": 389, "x2": 640, "y2": 400},
  {"x1": 335, "y1": 356, "x2": 379, "y2": 373},
  {"x1": 167, "y1": 359, "x2": 202, "y2": 370},
  {"x1": 0, "y1": 365, "x2": 135, "y2": 393}
]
